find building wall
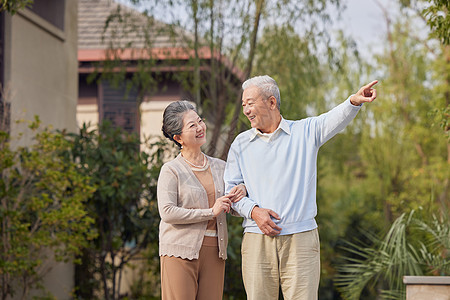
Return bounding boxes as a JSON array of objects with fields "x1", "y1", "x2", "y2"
[
  {"x1": 77, "y1": 77, "x2": 186, "y2": 140},
  {"x1": 2, "y1": 1, "x2": 79, "y2": 299},
  {"x1": 3, "y1": 0, "x2": 78, "y2": 145},
  {"x1": 77, "y1": 94, "x2": 173, "y2": 140},
  {"x1": 77, "y1": 103, "x2": 99, "y2": 129},
  {"x1": 406, "y1": 285, "x2": 450, "y2": 300},
  {"x1": 404, "y1": 276, "x2": 450, "y2": 300},
  {"x1": 140, "y1": 100, "x2": 172, "y2": 136}
]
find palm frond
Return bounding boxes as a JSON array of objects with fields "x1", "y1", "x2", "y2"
[{"x1": 335, "y1": 210, "x2": 447, "y2": 299}]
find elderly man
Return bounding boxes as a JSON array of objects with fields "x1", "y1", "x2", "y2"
[{"x1": 224, "y1": 75, "x2": 377, "y2": 300}]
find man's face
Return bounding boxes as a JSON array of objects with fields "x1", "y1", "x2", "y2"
[{"x1": 242, "y1": 86, "x2": 276, "y2": 133}]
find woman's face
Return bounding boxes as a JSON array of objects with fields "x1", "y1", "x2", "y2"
[{"x1": 175, "y1": 110, "x2": 207, "y2": 149}]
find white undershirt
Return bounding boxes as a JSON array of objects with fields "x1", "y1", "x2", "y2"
[{"x1": 254, "y1": 126, "x2": 282, "y2": 142}]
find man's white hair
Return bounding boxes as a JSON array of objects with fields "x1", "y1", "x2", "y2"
[{"x1": 242, "y1": 75, "x2": 281, "y2": 110}]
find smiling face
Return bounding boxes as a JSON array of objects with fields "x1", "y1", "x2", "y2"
[
  {"x1": 242, "y1": 85, "x2": 281, "y2": 133},
  {"x1": 173, "y1": 110, "x2": 207, "y2": 149}
]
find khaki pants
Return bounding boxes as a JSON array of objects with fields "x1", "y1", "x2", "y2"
[
  {"x1": 160, "y1": 240, "x2": 225, "y2": 300},
  {"x1": 241, "y1": 229, "x2": 320, "y2": 300}
]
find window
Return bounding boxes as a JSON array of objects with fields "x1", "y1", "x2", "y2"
[
  {"x1": 100, "y1": 81, "x2": 139, "y2": 134},
  {"x1": 0, "y1": 12, "x2": 4, "y2": 90},
  {"x1": 0, "y1": 100, "x2": 11, "y2": 133},
  {"x1": 0, "y1": 13, "x2": 9, "y2": 132},
  {"x1": 28, "y1": 0, "x2": 65, "y2": 31}
]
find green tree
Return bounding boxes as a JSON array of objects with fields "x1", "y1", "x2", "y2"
[
  {"x1": 118, "y1": 137, "x2": 178, "y2": 300},
  {"x1": 362, "y1": 10, "x2": 447, "y2": 222},
  {"x1": 67, "y1": 121, "x2": 162, "y2": 300},
  {"x1": 0, "y1": 0, "x2": 33, "y2": 14},
  {"x1": 334, "y1": 3, "x2": 449, "y2": 298},
  {"x1": 399, "y1": 0, "x2": 450, "y2": 45},
  {"x1": 423, "y1": 0, "x2": 450, "y2": 45},
  {"x1": 0, "y1": 116, "x2": 95, "y2": 300}
]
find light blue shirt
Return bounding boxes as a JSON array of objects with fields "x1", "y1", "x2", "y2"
[{"x1": 224, "y1": 97, "x2": 361, "y2": 235}]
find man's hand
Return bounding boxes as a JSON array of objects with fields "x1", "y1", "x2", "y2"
[
  {"x1": 251, "y1": 206, "x2": 281, "y2": 236},
  {"x1": 350, "y1": 80, "x2": 378, "y2": 106},
  {"x1": 228, "y1": 184, "x2": 247, "y2": 203}
]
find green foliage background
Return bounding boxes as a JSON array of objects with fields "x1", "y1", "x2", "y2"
[
  {"x1": 66, "y1": 121, "x2": 163, "y2": 300},
  {"x1": 0, "y1": 118, "x2": 96, "y2": 300},
  {"x1": 1, "y1": 0, "x2": 447, "y2": 299}
]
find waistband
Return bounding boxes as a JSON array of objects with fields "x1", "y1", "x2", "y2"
[{"x1": 205, "y1": 229, "x2": 218, "y2": 237}]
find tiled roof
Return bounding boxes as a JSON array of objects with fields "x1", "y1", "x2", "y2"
[
  {"x1": 77, "y1": 0, "x2": 245, "y2": 80},
  {"x1": 78, "y1": 0, "x2": 190, "y2": 50}
]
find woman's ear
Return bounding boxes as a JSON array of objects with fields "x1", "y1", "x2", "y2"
[{"x1": 173, "y1": 134, "x2": 183, "y2": 146}]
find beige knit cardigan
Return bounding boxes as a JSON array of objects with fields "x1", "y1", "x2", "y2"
[{"x1": 157, "y1": 154, "x2": 229, "y2": 260}]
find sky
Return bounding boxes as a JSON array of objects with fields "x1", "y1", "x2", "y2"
[
  {"x1": 334, "y1": 0, "x2": 398, "y2": 57},
  {"x1": 117, "y1": 0, "x2": 399, "y2": 58}
]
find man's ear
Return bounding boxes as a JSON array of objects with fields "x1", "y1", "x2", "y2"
[{"x1": 269, "y1": 96, "x2": 277, "y2": 110}]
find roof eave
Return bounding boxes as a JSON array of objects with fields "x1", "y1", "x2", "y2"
[{"x1": 78, "y1": 47, "x2": 245, "y2": 81}]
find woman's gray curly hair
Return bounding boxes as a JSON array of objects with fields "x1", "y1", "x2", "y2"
[{"x1": 162, "y1": 100, "x2": 197, "y2": 148}]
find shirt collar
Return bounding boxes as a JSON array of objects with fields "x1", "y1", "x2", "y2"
[{"x1": 249, "y1": 117, "x2": 290, "y2": 141}]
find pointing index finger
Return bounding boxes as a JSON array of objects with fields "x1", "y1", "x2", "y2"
[{"x1": 365, "y1": 80, "x2": 379, "y2": 89}]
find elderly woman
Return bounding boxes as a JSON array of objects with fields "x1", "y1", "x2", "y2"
[{"x1": 157, "y1": 100, "x2": 245, "y2": 300}]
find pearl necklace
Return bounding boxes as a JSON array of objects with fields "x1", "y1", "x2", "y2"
[{"x1": 182, "y1": 152, "x2": 209, "y2": 171}]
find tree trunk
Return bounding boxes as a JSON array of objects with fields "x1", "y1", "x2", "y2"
[
  {"x1": 440, "y1": 44, "x2": 450, "y2": 215},
  {"x1": 207, "y1": 91, "x2": 227, "y2": 156},
  {"x1": 192, "y1": 0, "x2": 201, "y2": 108},
  {"x1": 75, "y1": 249, "x2": 95, "y2": 300},
  {"x1": 222, "y1": 0, "x2": 265, "y2": 159},
  {"x1": 101, "y1": 255, "x2": 110, "y2": 300}
]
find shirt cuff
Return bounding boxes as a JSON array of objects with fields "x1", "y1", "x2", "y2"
[
  {"x1": 231, "y1": 197, "x2": 257, "y2": 218},
  {"x1": 348, "y1": 94, "x2": 363, "y2": 107},
  {"x1": 247, "y1": 203, "x2": 258, "y2": 219}
]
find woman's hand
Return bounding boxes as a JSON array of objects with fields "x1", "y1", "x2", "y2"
[
  {"x1": 228, "y1": 184, "x2": 247, "y2": 203},
  {"x1": 212, "y1": 195, "x2": 232, "y2": 216}
]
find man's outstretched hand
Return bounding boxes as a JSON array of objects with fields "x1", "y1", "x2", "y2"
[{"x1": 350, "y1": 80, "x2": 378, "y2": 106}]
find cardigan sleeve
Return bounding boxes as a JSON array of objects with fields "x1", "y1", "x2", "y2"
[{"x1": 157, "y1": 164, "x2": 215, "y2": 225}]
